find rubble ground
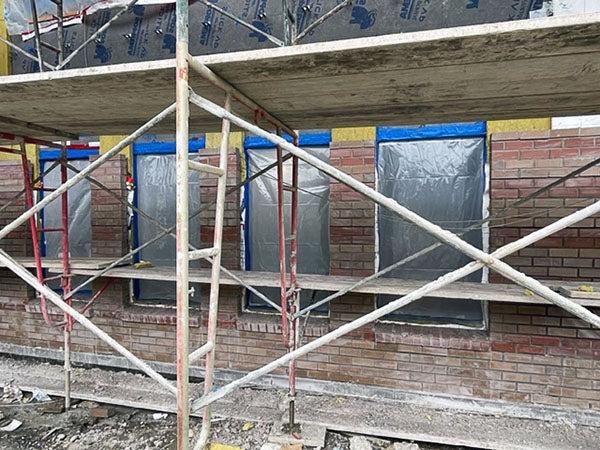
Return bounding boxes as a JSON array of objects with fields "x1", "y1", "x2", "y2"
[
  {"x1": 0, "y1": 400, "x2": 444, "y2": 450},
  {"x1": 2, "y1": 355, "x2": 600, "y2": 449}
]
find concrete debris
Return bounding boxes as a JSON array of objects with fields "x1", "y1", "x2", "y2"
[
  {"x1": 0, "y1": 418, "x2": 22, "y2": 432},
  {"x1": 281, "y1": 444, "x2": 302, "y2": 450},
  {"x1": 388, "y1": 443, "x2": 420, "y2": 450},
  {"x1": 41, "y1": 427, "x2": 60, "y2": 440},
  {"x1": 259, "y1": 444, "x2": 281, "y2": 450},
  {"x1": 349, "y1": 436, "x2": 372, "y2": 450},
  {"x1": 36, "y1": 399, "x2": 64, "y2": 414},
  {"x1": 1, "y1": 380, "x2": 23, "y2": 404},
  {"x1": 90, "y1": 406, "x2": 115, "y2": 418}
]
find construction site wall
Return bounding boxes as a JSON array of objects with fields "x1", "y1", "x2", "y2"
[
  {"x1": 5, "y1": 0, "x2": 546, "y2": 74},
  {"x1": 2, "y1": 131, "x2": 600, "y2": 411}
]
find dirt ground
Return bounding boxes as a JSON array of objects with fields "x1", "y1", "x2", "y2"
[
  {"x1": 0, "y1": 400, "x2": 443, "y2": 450},
  {"x1": 2, "y1": 356, "x2": 600, "y2": 449}
]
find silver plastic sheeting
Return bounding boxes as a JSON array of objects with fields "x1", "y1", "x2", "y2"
[
  {"x1": 136, "y1": 153, "x2": 201, "y2": 304},
  {"x1": 4, "y1": 0, "x2": 167, "y2": 34},
  {"x1": 43, "y1": 159, "x2": 92, "y2": 291},
  {"x1": 246, "y1": 147, "x2": 330, "y2": 312},
  {"x1": 377, "y1": 138, "x2": 485, "y2": 326}
]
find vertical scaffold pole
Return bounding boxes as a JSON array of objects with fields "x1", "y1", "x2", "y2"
[
  {"x1": 175, "y1": 0, "x2": 191, "y2": 448},
  {"x1": 276, "y1": 129, "x2": 290, "y2": 350},
  {"x1": 288, "y1": 138, "x2": 300, "y2": 428},
  {"x1": 195, "y1": 94, "x2": 232, "y2": 450},
  {"x1": 60, "y1": 149, "x2": 73, "y2": 410}
]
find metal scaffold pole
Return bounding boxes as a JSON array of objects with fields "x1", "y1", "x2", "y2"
[
  {"x1": 175, "y1": 0, "x2": 191, "y2": 447},
  {"x1": 59, "y1": 148, "x2": 73, "y2": 410},
  {"x1": 288, "y1": 138, "x2": 300, "y2": 428},
  {"x1": 194, "y1": 94, "x2": 232, "y2": 450}
]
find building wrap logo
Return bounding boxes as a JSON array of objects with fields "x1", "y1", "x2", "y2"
[
  {"x1": 248, "y1": 0, "x2": 271, "y2": 42},
  {"x1": 399, "y1": 0, "x2": 431, "y2": 22},
  {"x1": 163, "y1": 34, "x2": 176, "y2": 53},
  {"x1": 127, "y1": 5, "x2": 146, "y2": 56},
  {"x1": 249, "y1": 20, "x2": 272, "y2": 42},
  {"x1": 350, "y1": 1, "x2": 377, "y2": 30},
  {"x1": 199, "y1": 0, "x2": 218, "y2": 47},
  {"x1": 94, "y1": 43, "x2": 112, "y2": 63},
  {"x1": 508, "y1": 0, "x2": 544, "y2": 20},
  {"x1": 93, "y1": 11, "x2": 113, "y2": 63},
  {"x1": 160, "y1": 7, "x2": 177, "y2": 54},
  {"x1": 22, "y1": 46, "x2": 39, "y2": 73}
]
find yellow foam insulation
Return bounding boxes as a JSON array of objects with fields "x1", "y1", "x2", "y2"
[
  {"x1": 332, "y1": 127, "x2": 376, "y2": 142},
  {"x1": 487, "y1": 118, "x2": 551, "y2": 134},
  {"x1": 0, "y1": 0, "x2": 8, "y2": 76},
  {"x1": 206, "y1": 131, "x2": 243, "y2": 150},
  {"x1": 99, "y1": 135, "x2": 133, "y2": 172}
]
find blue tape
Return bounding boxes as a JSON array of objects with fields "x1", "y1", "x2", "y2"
[
  {"x1": 377, "y1": 122, "x2": 486, "y2": 143},
  {"x1": 244, "y1": 131, "x2": 331, "y2": 149}
]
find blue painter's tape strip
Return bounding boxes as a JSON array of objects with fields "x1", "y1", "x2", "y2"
[
  {"x1": 39, "y1": 149, "x2": 99, "y2": 161},
  {"x1": 377, "y1": 122, "x2": 486, "y2": 142},
  {"x1": 133, "y1": 137, "x2": 206, "y2": 155},
  {"x1": 244, "y1": 131, "x2": 332, "y2": 149}
]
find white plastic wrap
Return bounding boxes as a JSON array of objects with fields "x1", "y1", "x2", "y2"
[
  {"x1": 43, "y1": 159, "x2": 92, "y2": 291},
  {"x1": 135, "y1": 153, "x2": 201, "y2": 303},
  {"x1": 246, "y1": 147, "x2": 330, "y2": 312},
  {"x1": 4, "y1": 0, "x2": 170, "y2": 34},
  {"x1": 377, "y1": 138, "x2": 486, "y2": 326}
]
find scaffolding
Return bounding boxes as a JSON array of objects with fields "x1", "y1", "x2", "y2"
[{"x1": 1, "y1": 2, "x2": 600, "y2": 450}]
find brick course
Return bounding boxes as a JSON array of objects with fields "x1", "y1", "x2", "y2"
[
  {"x1": 2, "y1": 133, "x2": 600, "y2": 411},
  {"x1": 490, "y1": 128, "x2": 600, "y2": 282}
]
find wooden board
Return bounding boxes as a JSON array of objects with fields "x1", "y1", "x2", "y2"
[
  {"x1": 0, "y1": 257, "x2": 127, "y2": 270},
  {"x1": 558, "y1": 286, "x2": 600, "y2": 300},
  {"x1": 64, "y1": 264, "x2": 600, "y2": 307},
  {"x1": 2, "y1": 13, "x2": 600, "y2": 138}
]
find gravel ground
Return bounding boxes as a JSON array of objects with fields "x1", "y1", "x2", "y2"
[{"x1": 1, "y1": 356, "x2": 600, "y2": 449}]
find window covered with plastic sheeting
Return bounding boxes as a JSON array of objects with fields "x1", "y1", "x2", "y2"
[
  {"x1": 135, "y1": 153, "x2": 201, "y2": 304},
  {"x1": 377, "y1": 138, "x2": 486, "y2": 327},
  {"x1": 245, "y1": 147, "x2": 331, "y2": 313},
  {"x1": 42, "y1": 159, "x2": 92, "y2": 292}
]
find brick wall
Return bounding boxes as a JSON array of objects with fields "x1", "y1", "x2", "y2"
[
  {"x1": 490, "y1": 128, "x2": 600, "y2": 282},
  {"x1": 0, "y1": 160, "x2": 33, "y2": 304},
  {"x1": 198, "y1": 147, "x2": 241, "y2": 272},
  {"x1": 90, "y1": 155, "x2": 129, "y2": 258},
  {"x1": 2, "y1": 134, "x2": 600, "y2": 411},
  {"x1": 329, "y1": 141, "x2": 376, "y2": 277}
]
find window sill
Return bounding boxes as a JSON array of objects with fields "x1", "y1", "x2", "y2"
[
  {"x1": 121, "y1": 304, "x2": 200, "y2": 327},
  {"x1": 237, "y1": 311, "x2": 329, "y2": 337},
  {"x1": 375, "y1": 322, "x2": 489, "y2": 349},
  {"x1": 0, "y1": 296, "x2": 29, "y2": 311},
  {"x1": 24, "y1": 299, "x2": 92, "y2": 318}
]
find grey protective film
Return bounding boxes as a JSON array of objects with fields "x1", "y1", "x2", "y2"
[
  {"x1": 43, "y1": 159, "x2": 92, "y2": 291},
  {"x1": 377, "y1": 138, "x2": 485, "y2": 325},
  {"x1": 8, "y1": 1, "x2": 544, "y2": 73},
  {"x1": 136, "y1": 153, "x2": 201, "y2": 303},
  {"x1": 246, "y1": 147, "x2": 330, "y2": 312}
]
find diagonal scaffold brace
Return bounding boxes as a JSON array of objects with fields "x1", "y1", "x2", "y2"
[
  {"x1": 187, "y1": 91, "x2": 600, "y2": 413},
  {"x1": 0, "y1": 105, "x2": 178, "y2": 398}
]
